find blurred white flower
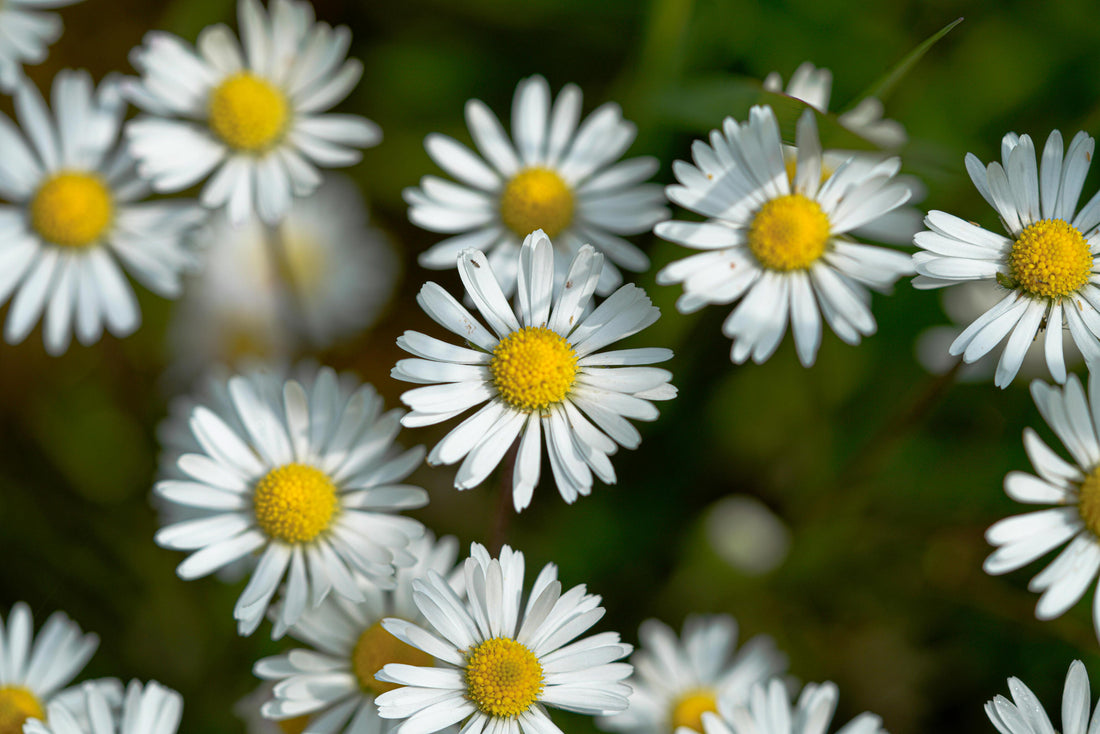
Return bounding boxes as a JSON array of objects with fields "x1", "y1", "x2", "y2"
[
  {"x1": 25, "y1": 680, "x2": 181, "y2": 734},
  {"x1": 705, "y1": 496, "x2": 790, "y2": 575},
  {"x1": 0, "y1": 1, "x2": 82, "y2": 91}
]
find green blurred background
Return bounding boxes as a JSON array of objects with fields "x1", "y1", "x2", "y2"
[{"x1": 3, "y1": 0, "x2": 1100, "y2": 733}]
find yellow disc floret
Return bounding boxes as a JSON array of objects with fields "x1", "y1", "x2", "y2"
[
  {"x1": 252, "y1": 463, "x2": 339, "y2": 543},
  {"x1": 208, "y1": 73, "x2": 289, "y2": 152},
  {"x1": 1078, "y1": 466, "x2": 1100, "y2": 538},
  {"x1": 499, "y1": 168, "x2": 574, "y2": 239},
  {"x1": 275, "y1": 716, "x2": 311, "y2": 734},
  {"x1": 0, "y1": 687, "x2": 44, "y2": 734},
  {"x1": 671, "y1": 689, "x2": 718, "y2": 733},
  {"x1": 748, "y1": 194, "x2": 831, "y2": 271},
  {"x1": 351, "y1": 621, "x2": 435, "y2": 696},
  {"x1": 464, "y1": 637, "x2": 544, "y2": 718},
  {"x1": 1009, "y1": 218, "x2": 1092, "y2": 299},
  {"x1": 30, "y1": 172, "x2": 113, "y2": 248},
  {"x1": 490, "y1": 327, "x2": 578, "y2": 411}
]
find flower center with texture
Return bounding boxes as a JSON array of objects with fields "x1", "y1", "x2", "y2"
[
  {"x1": 0, "y1": 687, "x2": 45, "y2": 734},
  {"x1": 490, "y1": 327, "x2": 578, "y2": 411},
  {"x1": 208, "y1": 73, "x2": 289, "y2": 152},
  {"x1": 30, "y1": 172, "x2": 113, "y2": 248},
  {"x1": 1078, "y1": 466, "x2": 1100, "y2": 538},
  {"x1": 499, "y1": 167, "x2": 574, "y2": 239},
  {"x1": 671, "y1": 689, "x2": 718, "y2": 733},
  {"x1": 1008, "y1": 218, "x2": 1092, "y2": 299},
  {"x1": 464, "y1": 637, "x2": 544, "y2": 718},
  {"x1": 252, "y1": 463, "x2": 338, "y2": 543},
  {"x1": 351, "y1": 621, "x2": 435, "y2": 696},
  {"x1": 748, "y1": 193, "x2": 831, "y2": 271}
]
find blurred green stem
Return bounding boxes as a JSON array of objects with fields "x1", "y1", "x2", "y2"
[
  {"x1": 264, "y1": 221, "x2": 307, "y2": 359},
  {"x1": 489, "y1": 442, "x2": 519, "y2": 555}
]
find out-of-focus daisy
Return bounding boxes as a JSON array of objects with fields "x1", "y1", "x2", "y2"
[
  {"x1": 374, "y1": 542, "x2": 633, "y2": 734},
  {"x1": 0, "y1": 602, "x2": 99, "y2": 734},
  {"x1": 656, "y1": 105, "x2": 913, "y2": 367},
  {"x1": 254, "y1": 533, "x2": 462, "y2": 734},
  {"x1": 704, "y1": 497, "x2": 791, "y2": 576},
  {"x1": 167, "y1": 175, "x2": 398, "y2": 376},
  {"x1": 598, "y1": 615, "x2": 787, "y2": 734},
  {"x1": 153, "y1": 365, "x2": 428, "y2": 637},
  {"x1": 700, "y1": 679, "x2": 885, "y2": 734},
  {"x1": 125, "y1": 0, "x2": 380, "y2": 225},
  {"x1": 984, "y1": 373, "x2": 1100, "y2": 639},
  {"x1": 0, "y1": 1, "x2": 82, "y2": 91},
  {"x1": 0, "y1": 71, "x2": 203, "y2": 354},
  {"x1": 406, "y1": 74, "x2": 668, "y2": 296},
  {"x1": 25, "y1": 680, "x2": 181, "y2": 734},
  {"x1": 912, "y1": 129, "x2": 1100, "y2": 388},
  {"x1": 985, "y1": 660, "x2": 1092, "y2": 734},
  {"x1": 392, "y1": 229, "x2": 675, "y2": 511}
]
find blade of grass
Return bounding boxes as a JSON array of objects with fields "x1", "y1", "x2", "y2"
[{"x1": 855, "y1": 17, "x2": 964, "y2": 104}]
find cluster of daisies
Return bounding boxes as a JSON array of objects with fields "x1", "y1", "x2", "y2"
[{"x1": 6, "y1": 2, "x2": 1100, "y2": 734}]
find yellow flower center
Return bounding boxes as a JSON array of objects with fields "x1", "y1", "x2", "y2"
[
  {"x1": 351, "y1": 621, "x2": 435, "y2": 696},
  {"x1": 748, "y1": 194, "x2": 831, "y2": 271},
  {"x1": 275, "y1": 716, "x2": 310, "y2": 734},
  {"x1": 1008, "y1": 219, "x2": 1092, "y2": 299},
  {"x1": 0, "y1": 687, "x2": 45, "y2": 734},
  {"x1": 464, "y1": 637, "x2": 544, "y2": 718},
  {"x1": 1078, "y1": 466, "x2": 1100, "y2": 538},
  {"x1": 208, "y1": 73, "x2": 289, "y2": 152},
  {"x1": 490, "y1": 327, "x2": 578, "y2": 412},
  {"x1": 30, "y1": 172, "x2": 113, "y2": 248},
  {"x1": 252, "y1": 463, "x2": 339, "y2": 543},
  {"x1": 671, "y1": 689, "x2": 718, "y2": 733},
  {"x1": 499, "y1": 168, "x2": 574, "y2": 239}
]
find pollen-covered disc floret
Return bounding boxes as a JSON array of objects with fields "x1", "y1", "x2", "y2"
[
  {"x1": 0, "y1": 687, "x2": 44, "y2": 734},
  {"x1": 464, "y1": 638, "x2": 544, "y2": 718},
  {"x1": 154, "y1": 366, "x2": 428, "y2": 637},
  {"x1": 208, "y1": 73, "x2": 289, "y2": 152},
  {"x1": 30, "y1": 173, "x2": 113, "y2": 248},
  {"x1": 748, "y1": 194, "x2": 830, "y2": 271},
  {"x1": 352, "y1": 622, "x2": 435, "y2": 696},
  {"x1": 670, "y1": 690, "x2": 716, "y2": 733},
  {"x1": 499, "y1": 168, "x2": 575, "y2": 239},
  {"x1": 1009, "y1": 218, "x2": 1092, "y2": 298},
  {"x1": 490, "y1": 327, "x2": 578, "y2": 411}
]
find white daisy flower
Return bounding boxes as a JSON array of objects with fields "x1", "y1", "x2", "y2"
[
  {"x1": 0, "y1": 70, "x2": 203, "y2": 354},
  {"x1": 392, "y1": 229, "x2": 676, "y2": 511},
  {"x1": 985, "y1": 660, "x2": 1093, "y2": 734},
  {"x1": 254, "y1": 533, "x2": 463, "y2": 734},
  {"x1": 701, "y1": 679, "x2": 885, "y2": 734},
  {"x1": 655, "y1": 105, "x2": 913, "y2": 367},
  {"x1": 912, "y1": 128, "x2": 1100, "y2": 388},
  {"x1": 598, "y1": 615, "x2": 787, "y2": 734},
  {"x1": 0, "y1": 1, "x2": 82, "y2": 91},
  {"x1": 983, "y1": 372, "x2": 1100, "y2": 639},
  {"x1": 25, "y1": 680, "x2": 182, "y2": 734},
  {"x1": 125, "y1": 0, "x2": 381, "y2": 225},
  {"x1": 167, "y1": 175, "x2": 399, "y2": 376},
  {"x1": 153, "y1": 365, "x2": 429, "y2": 637},
  {"x1": 406, "y1": 74, "x2": 668, "y2": 296},
  {"x1": 374, "y1": 542, "x2": 633, "y2": 734},
  {"x1": 0, "y1": 602, "x2": 99, "y2": 734}
]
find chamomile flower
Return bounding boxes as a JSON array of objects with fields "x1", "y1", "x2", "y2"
[
  {"x1": 392, "y1": 229, "x2": 675, "y2": 511},
  {"x1": 598, "y1": 616, "x2": 787, "y2": 734},
  {"x1": 985, "y1": 660, "x2": 1093, "y2": 734},
  {"x1": 254, "y1": 533, "x2": 462, "y2": 734},
  {"x1": 700, "y1": 679, "x2": 885, "y2": 734},
  {"x1": 125, "y1": 0, "x2": 380, "y2": 225},
  {"x1": 984, "y1": 373, "x2": 1100, "y2": 639},
  {"x1": 0, "y1": 602, "x2": 99, "y2": 734},
  {"x1": 656, "y1": 105, "x2": 913, "y2": 367},
  {"x1": 912, "y1": 129, "x2": 1100, "y2": 388},
  {"x1": 153, "y1": 365, "x2": 428, "y2": 637},
  {"x1": 373, "y1": 543, "x2": 633, "y2": 734},
  {"x1": 0, "y1": 71, "x2": 203, "y2": 354},
  {"x1": 406, "y1": 74, "x2": 668, "y2": 296},
  {"x1": 24, "y1": 680, "x2": 182, "y2": 734},
  {"x1": 0, "y1": 1, "x2": 82, "y2": 91}
]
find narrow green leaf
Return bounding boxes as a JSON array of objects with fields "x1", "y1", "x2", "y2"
[{"x1": 856, "y1": 17, "x2": 964, "y2": 104}]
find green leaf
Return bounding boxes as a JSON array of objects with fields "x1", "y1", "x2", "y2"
[{"x1": 855, "y1": 17, "x2": 964, "y2": 104}]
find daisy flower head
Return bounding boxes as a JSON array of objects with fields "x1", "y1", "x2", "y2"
[
  {"x1": 701, "y1": 679, "x2": 885, "y2": 734},
  {"x1": 0, "y1": 602, "x2": 99, "y2": 734},
  {"x1": 0, "y1": 71, "x2": 204, "y2": 354},
  {"x1": 392, "y1": 229, "x2": 676, "y2": 512},
  {"x1": 254, "y1": 532, "x2": 463, "y2": 734},
  {"x1": 125, "y1": 0, "x2": 381, "y2": 225},
  {"x1": 25, "y1": 680, "x2": 182, "y2": 734},
  {"x1": 655, "y1": 105, "x2": 913, "y2": 367},
  {"x1": 986, "y1": 660, "x2": 1096, "y2": 734},
  {"x1": 373, "y1": 542, "x2": 634, "y2": 734},
  {"x1": 406, "y1": 74, "x2": 668, "y2": 296},
  {"x1": 912, "y1": 128, "x2": 1100, "y2": 388},
  {"x1": 983, "y1": 372, "x2": 1100, "y2": 639},
  {"x1": 598, "y1": 615, "x2": 788, "y2": 734},
  {"x1": 0, "y1": 1, "x2": 82, "y2": 91},
  {"x1": 153, "y1": 365, "x2": 429, "y2": 637}
]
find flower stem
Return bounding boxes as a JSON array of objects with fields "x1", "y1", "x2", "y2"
[{"x1": 489, "y1": 442, "x2": 520, "y2": 555}]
